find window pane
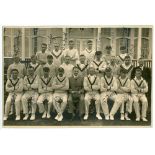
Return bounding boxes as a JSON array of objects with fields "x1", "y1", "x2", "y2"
[
  {"x1": 142, "y1": 28, "x2": 149, "y2": 37},
  {"x1": 4, "y1": 36, "x2": 11, "y2": 57}
]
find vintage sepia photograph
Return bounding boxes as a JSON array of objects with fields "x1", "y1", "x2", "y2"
[{"x1": 2, "y1": 26, "x2": 152, "y2": 127}]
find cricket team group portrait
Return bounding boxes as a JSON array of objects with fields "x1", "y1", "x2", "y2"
[{"x1": 2, "y1": 26, "x2": 152, "y2": 127}]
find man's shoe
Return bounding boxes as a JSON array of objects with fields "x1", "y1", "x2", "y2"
[
  {"x1": 55, "y1": 114, "x2": 58, "y2": 120},
  {"x1": 3, "y1": 116, "x2": 8, "y2": 121},
  {"x1": 120, "y1": 114, "x2": 125, "y2": 120},
  {"x1": 58, "y1": 115, "x2": 63, "y2": 122},
  {"x1": 23, "y1": 114, "x2": 29, "y2": 120},
  {"x1": 110, "y1": 114, "x2": 114, "y2": 120},
  {"x1": 15, "y1": 115, "x2": 20, "y2": 121},
  {"x1": 84, "y1": 115, "x2": 88, "y2": 120},
  {"x1": 105, "y1": 115, "x2": 109, "y2": 120},
  {"x1": 42, "y1": 112, "x2": 46, "y2": 118},
  {"x1": 47, "y1": 113, "x2": 51, "y2": 119},
  {"x1": 136, "y1": 117, "x2": 140, "y2": 121},
  {"x1": 142, "y1": 117, "x2": 148, "y2": 122},
  {"x1": 96, "y1": 114, "x2": 102, "y2": 120},
  {"x1": 30, "y1": 114, "x2": 35, "y2": 120},
  {"x1": 125, "y1": 113, "x2": 130, "y2": 120}
]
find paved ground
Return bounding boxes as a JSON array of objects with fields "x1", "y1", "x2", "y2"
[{"x1": 3, "y1": 112, "x2": 151, "y2": 127}]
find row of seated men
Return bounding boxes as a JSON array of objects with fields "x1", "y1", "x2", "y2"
[
  {"x1": 4, "y1": 64, "x2": 149, "y2": 122},
  {"x1": 4, "y1": 40, "x2": 151, "y2": 122}
]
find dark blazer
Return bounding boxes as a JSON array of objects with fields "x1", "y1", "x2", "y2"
[{"x1": 69, "y1": 76, "x2": 84, "y2": 91}]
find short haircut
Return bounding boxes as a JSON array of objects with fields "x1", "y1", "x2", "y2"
[
  {"x1": 95, "y1": 51, "x2": 102, "y2": 55},
  {"x1": 73, "y1": 66, "x2": 79, "y2": 70},
  {"x1": 105, "y1": 67, "x2": 112, "y2": 72},
  {"x1": 106, "y1": 46, "x2": 112, "y2": 50},
  {"x1": 65, "y1": 55, "x2": 70, "y2": 58},
  {"x1": 80, "y1": 54, "x2": 86, "y2": 57},
  {"x1": 58, "y1": 67, "x2": 64, "y2": 72},
  {"x1": 43, "y1": 67, "x2": 50, "y2": 72},
  {"x1": 124, "y1": 55, "x2": 131, "y2": 60},
  {"x1": 47, "y1": 55, "x2": 53, "y2": 59},
  {"x1": 42, "y1": 43, "x2": 47, "y2": 46},
  {"x1": 69, "y1": 40, "x2": 74, "y2": 43},
  {"x1": 135, "y1": 67, "x2": 142, "y2": 72},
  {"x1": 87, "y1": 40, "x2": 92, "y2": 44},
  {"x1": 27, "y1": 66, "x2": 34, "y2": 70},
  {"x1": 11, "y1": 69, "x2": 19, "y2": 73}
]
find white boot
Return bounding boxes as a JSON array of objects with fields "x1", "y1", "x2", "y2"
[{"x1": 23, "y1": 114, "x2": 29, "y2": 120}]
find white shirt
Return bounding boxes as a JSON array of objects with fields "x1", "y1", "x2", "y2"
[
  {"x1": 50, "y1": 49, "x2": 63, "y2": 67},
  {"x1": 63, "y1": 48, "x2": 79, "y2": 63},
  {"x1": 81, "y1": 48, "x2": 96, "y2": 62},
  {"x1": 88, "y1": 75, "x2": 96, "y2": 83},
  {"x1": 36, "y1": 51, "x2": 49, "y2": 63},
  {"x1": 90, "y1": 59, "x2": 107, "y2": 72},
  {"x1": 60, "y1": 63, "x2": 74, "y2": 78}
]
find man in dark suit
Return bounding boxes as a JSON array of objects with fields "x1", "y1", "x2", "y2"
[
  {"x1": 68, "y1": 66, "x2": 85, "y2": 120},
  {"x1": 131, "y1": 58, "x2": 151, "y2": 114}
]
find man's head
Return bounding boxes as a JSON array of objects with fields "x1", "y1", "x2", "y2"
[
  {"x1": 27, "y1": 66, "x2": 34, "y2": 77},
  {"x1": 105, "y1": 67, "x2": 112, "y2": 78},
  {"x1": 105, "y1": 46, "x2": 112, "y2": 54},
  {"x1": 95, "y1": 51, "x2": 102, "y2": 60},
  {"x1": 110, "y1": 56, "x2": 116, "y2": 65},
  {"x1": 68, "y1": 40, "x2": 74, "y2": 49},
  {"x1": 89, "y1": 66, "x2": 95, "y2": 76},
  {"x1": 31, "y1": 55, "x2": 37, "y2": 64},
  {"x1": 13, "y1": 53, "x2": 20, "y2": 64},
  {"x1": 11, "y1": 69, "x2": 19, "y2": 79},
  {"x1": 120, "y1": 46, "x2": 127, "y2": 54},
  {"x1": 120, "y1": 68, "x2": 126, "y2": 79},
  {"x1": 87, "y1": 40, "x2": 93, "y2": 50},
  {"x1": 47, "y1": 55, "x2": 53, "y2": 64},
  {"x1": 64, "y1": 55, "x2": 71, "y2": 64},
  {"x1": 73, "y1": 66, "x2": 79, "y2": 77},
  {"x1": 57, "y1": 67, "x2": 64, "y2": 77},
  {"x1": 138, "y1": 58, "x2": 144, "y2": 67},
  {"x1": 79, "y1": 54, "x2": 86, "y2": 64},
  {"x1": 43, "y1": 67, "x2": 50, "y2": 77},
  {"x1": 54, "y1": 42, "x2": 60, "y2": 51},
  {"x1": 124, "y1": 55, "x2": 131, "y2": 66},
  {"x1": 135, "y1": 67, "x2": 142, "y2": 79},
  {"x1": 41, "y1": 43, "x2": 47, "y2": 52}
]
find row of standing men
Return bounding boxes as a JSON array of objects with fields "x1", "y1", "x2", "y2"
[{"x1": 4, "y1": 40, "x2": 151, "y2": 122}]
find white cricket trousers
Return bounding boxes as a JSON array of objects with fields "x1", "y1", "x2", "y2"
[
  {"x1": 22, "y1": 91, "x2": 39, "y2": 114},
  {"x1": 53, "y1": 92, "x2": 68, "y2": 115},
  {"x1": 100, "y1": 92, "x2": 116, "y2": 116},
  {"x1": 132, "y1": 94, "x2": 148, "y2": 118},
  {"x1": 110, "y1": 93, "x2": 133, "y2": 115},
  {"x1": 37, "y1": 93, "x2": 53, "y2": 113},
  {"x1": 84, "y1": 92, "x2": 101, "y2": 115},
  {"x1": 4, "y1": 93, "x2": 22, "y2": 116}
]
